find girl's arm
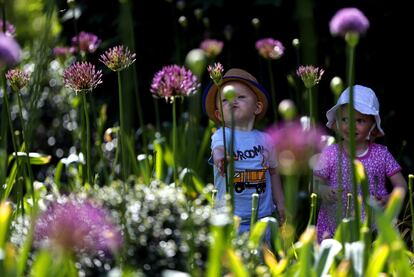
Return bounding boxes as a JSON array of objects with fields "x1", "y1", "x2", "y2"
[
  {"x1": 378, "y1": 171, "x2": 407, "y2": 206},
  {"x1": 269, "y1": 167, "x2": 285, "y2": 222}
]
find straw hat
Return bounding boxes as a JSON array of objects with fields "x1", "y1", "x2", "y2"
[
  {"x1": 326, "y1": 85, "x2": 384, "y2": 136},
  {"x1": 202, "y1": 68, "x2": 270, "y2": 124}
]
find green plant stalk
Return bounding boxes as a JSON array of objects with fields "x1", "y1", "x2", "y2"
[
  {"x1": 408, "y1": 174, "x2": 414, "y2": 246},
  {"x1": 82, "y1": 93, "x2": 92, "y2": 185},
  {"x1": 228, "y1": 105, "x2": 235, "y2": 213},
  {"x1": 250, "y1": 193, "x2": 259, "y2": 229},
  {"x1": 16, "y1": 92, "x2": 35, "y2": 204},
  {"x1": 308, "y1": 193, "x2": 317, "y2": 226},
  {"x1": 346, "y1": 44, "x2": 360, "y2": 240},
  {"x1": 267, "y1": 60, "x2": 278, "y2": 121},
  {"x1": 117, "y1": 72, "x2": 128, "y2": 180},
  {"x1": 172, "y1": 99, "x2": 178, "y2": 183},
  {"x1": 216, "y1": 90, "x2": 229, "y2": 191}
]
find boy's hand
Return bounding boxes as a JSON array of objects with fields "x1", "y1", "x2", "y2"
[{"x1": 212, "y1": 147, "x2": 226, "y2": 176}]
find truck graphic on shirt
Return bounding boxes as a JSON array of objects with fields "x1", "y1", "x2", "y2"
[{"x1": 233, "y1": 168, "x2": 267, "y2": 194}]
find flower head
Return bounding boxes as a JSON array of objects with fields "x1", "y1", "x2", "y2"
[
  {"x1": 53, "y1": 46, "x2": 75, "y2": 60},
  {"x1": 329, "y1": 7, "x2": 369, "y2": 37},
  {"x1": 0, "y1": 20, "x2": 16, "y2": 37},
  {"x1": 5, "y1": 68, "x2": 30, "y2": 92},
  {"x1": 207, "y1": 62, "x2": 224, "y2": 87},
  {"x1": 266, "y1": 121, "x2": 326, "y2": 175},
  {"x1": 71, "y1": 31, "x2": 101, "y2": 54},
  {"x1": 150, "y1": 64, "x2": 200, "y2": 103},
  {"x1": 0, "y1": 33, "x2": 21, "y2": 68},
  {"x1": 34, "y1": 199, "x2": 123, "y2": 256},
  {"x1": 255, "y1": 38, "x2": 285, "y2": 60},
  {"x1": 296, "y1": 65, "x2": 324, "y2": 89},
  {"x1": 63, "y1": 61, "x2": 102, "y2": 94},
  {"x1": 100, "y1": 45, "x2": 136, "y2": 72},
  {"x1": 200, "y1": 39, "x2": 224, "y2": 58}
]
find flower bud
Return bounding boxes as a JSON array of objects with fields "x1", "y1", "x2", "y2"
[
  {"x1": 330, "y1": 76, "x2": 344, "y2": 98},
  {"x1": 278, "y1": 99, "x2": 297, "y2": 121},
  {"x1": 185, "y1": 48, "x2": 207, "y2": 77},
  {"x1": 222, "y1": 85, "x2": 236, "y2": 102}
]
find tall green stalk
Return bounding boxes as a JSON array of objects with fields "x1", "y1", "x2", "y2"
[
  {"x1": 117, "y1": 72, "x2": 128, "y2": 180},
  {"x1": 81, "y1": 93, "x2": 92, "y2": 185},
  {"x1": 172, "y1": 99, "x2": 177, "y2": 183},
  {"x1": 408, "y1": 174, "x2": 414, "y2": 246}
]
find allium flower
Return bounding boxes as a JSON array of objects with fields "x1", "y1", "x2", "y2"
[
  {"x1": 0, "y1": 20, "x2": 16, "y2": 37},
  {"x1": 200, "y1": 39, "x2": 224, "y2": 58},
  {"x1": 296, "y1": 65, "x2": 325, "y2": 89},
  {"x1": 99, "y1": 45, "x2": 136, "y2": 72},
  {"x1": 53, "y1": 46, "x2": 75, "y2": 59},
  {"x1": 150, "y1": 64, "x2": 200, "y2": 103},
  {"x1": 266, "y1": 121, "x2": 326, "y2": 175},
  {"x1": 63, "y1": 61, "x2": 102, "y2": 94},
  {"x1": 255, "y1": 38, "x2": 285, "y2": 60},
  {"x1": 34, "y1": 199, "x2": 123, "y2": 255},
  {"x1": 329, "y1": 7, "x2": 369, "y2": 37},
  {"x1": 207, "y1": 62, "x2": 224, "y2": 87},
  {"x1": 71, "y1": 31, "x2": 101, "y2": 54},
  {"x1": 0, "y1": 33, "x2": 21, "y2": 68},
  {"x1": 5, "y1": 68, "x2": 30, "y2": 92}
]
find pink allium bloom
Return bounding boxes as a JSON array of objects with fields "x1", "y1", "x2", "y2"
[
  {"x1": 71, "y1": 31, "x2": 101, "y2": 54},
  {"x1": 200, "y1": 39, "x2": 224, "y2": 58},
  {"x1": 329, "y1": 7, "x2": 369, "y2": 37},
  {"x1": 53, "y1": 46, "x2": 75, "y2": 59},
  {"x1": 34, "y1": 199, "x2": 123, "y2": 256},
  {"x1": 150, "y1": 64, "x2": 200, "y2": 103},
  {"x1": 0, "y1": 33, "x2": 21, "y2": 68},
  {"x1": 0, "y1": 20, "x2": 16, "y2": 37},
  {"x1": 266, "y1": 121, "x2": 326, "y2": 175},
  {"x1": 296, "y1": 65, "x2": 325, "y2": 89},
  {"x1": 99, "y1": 45, "x2": 136, "y2": 72},
  {"x1": 63, "y1": 61, "x2": 102, "y2": 94},
  {"x1": 255, "y1": 38, "x2": 285, "y2": 60},
  {"x1": 207, "y1": 62, "x2": 224, "y2": 86},
  {"x1": 5, "y1": 68, "x2": 30, "y2": 92}
]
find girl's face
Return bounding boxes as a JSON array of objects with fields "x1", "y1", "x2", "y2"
[
  {"x1": 214, "y1": 81, "x2": 263, "y2": 130},
  {"x1": 337, "y1": 104, "x2": 376, "y2": 145}
]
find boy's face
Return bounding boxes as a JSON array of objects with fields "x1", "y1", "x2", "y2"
[{"x1": 214, "y1": 81, "x2": 263, "y2": 130}]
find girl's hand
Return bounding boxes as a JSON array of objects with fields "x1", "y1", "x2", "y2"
[{"x1": 318, "y1": 185, "x2": 338, "y2": 204}]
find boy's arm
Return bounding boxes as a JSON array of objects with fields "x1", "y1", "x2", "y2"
[
  {"x1": 269, "y1": 167, "x2": 285, "y2": 222},
  {"x1": 212, "y1": 146, "x2": 225, "y2": 176}
]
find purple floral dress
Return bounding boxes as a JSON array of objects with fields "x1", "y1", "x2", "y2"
[{"x1": 314, "y1": 143, "x2": 402, "y2": 242}]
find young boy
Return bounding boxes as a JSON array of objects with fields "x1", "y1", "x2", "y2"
[{"x1": 202, "y1": 68, "x2": 285, "y2": 234}]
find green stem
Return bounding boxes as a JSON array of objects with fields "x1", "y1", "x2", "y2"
[
  {"x1": 267, "y1": 60, "x2": 277, "y2": 122},
  {"x1": 229, "y1": 105, "x2": 235, "y2": 214},
  {"x1": 308, "y1": 87, "x2": 314, "y2": 126},
  {"x1": 82, "y1": 93, "x2": 92, "y2": 185},
  {"x1": 408, "y1": 174, "x2": 414, "y2": 246},
  {"x1": 216, "y1": 90, "x2": 229, "y2": 190},
  {"x1": 346, "y1": 44, "x2": 360, "y2": 240},
  {"x1": 172, "y1": 99, "x2": 177, "y2": 183},
  {"x1": 117, "y1": 72, "x2": 128, "y2": 180}
]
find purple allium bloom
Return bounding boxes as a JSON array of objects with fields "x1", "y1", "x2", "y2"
[
  {"x1": 255, "y1": 38, "x2": 285, "y2": 60},
  {"x1": 5, "y1": 68, "x2": 30, "y2": 92},
  {"x1": 34, "y1": 199, "x2": 123, "y2": 255},
  {"x1": 329, "y1": 7, "x2": 369, "y2": 37},
  {"x1": 296, "y1": 65, "x2": 325, "y2": 89},
  {"x1": 53, "y1": 46, "x2": 75, "y2": 59},
  {"x1": 0, "y1": 20, "x2": 16, "y2": 37},
  {"x1": 0, "y1": 33, "x2": 21, "y2": 68},
  {"x1": 71, "y1": 31, "x2": 101, "y2": 54},
  {"x1": 207, "y1": 62, "x2": 224, "y2": 87},
  {"x1": 63, "y1": 61, "x2": 102, "y2": 94},
  {"x1": 150, "y1": 64, "x2": 200, "y2": 103},
  {"x1": 266, "y1": 121, "x2": 326, "y2": 175},
  {"x1": 200, "y1": 39, "x2": 224, "y2": 58},
  {"x1": 99, "y1": 45, "x2": 136, "y2": 72}
]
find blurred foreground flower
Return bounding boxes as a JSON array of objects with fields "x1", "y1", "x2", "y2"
[
  {"x1": 71, "y1": 31, "x2": 101, "y2": 54},
  {"x1": 5, "y1": 68, "x2": 29, "y2": 92},
  {"x1": 63, "y1": 61, "x2": 102, "y2": 94},
  {"x1": 296, "y1": 65, "x2": 324, "y2": 89},
  {"x1": 255, "y1": 38, "x2": 285, "y2": 60},
  {"x1": 266, "y1": 121, "x2": 326, "y2": 175},
  {"x1": 0, "y1": 33, "x2": 21, "y2": 68},
  {"x1": 34, "y1": 199, "x2": 123, "y2": 256},
  {"x1": 150, "y1": 64, "x2": 199, "y2": 103},
  {"x1": 329, "y1": 7, "x2": 369, "y2": 37},
  {"x1": 0, "y1": 20, "x2": 16, "y2": 37},
  {"x1": 200, "y1": 38, "x2": 224, "y2": 58},
  {"x1": 100, "y1": 45, "x2": 136, "y2": 72}
]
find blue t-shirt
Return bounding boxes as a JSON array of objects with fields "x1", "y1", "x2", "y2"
[{"x1": 211, "y1": 127, "x2": 277, "y2": 225}]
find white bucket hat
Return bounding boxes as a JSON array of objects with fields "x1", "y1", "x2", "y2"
[{"x1": 326, "y1": 85, "x2": 384, "y2": 136}]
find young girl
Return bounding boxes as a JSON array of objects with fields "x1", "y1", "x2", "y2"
[
  {"x1": 314, "y1": 85, "x2": 407, "y2": 242},
  {"x1": 202, "y1": 68, "x2": 285, "y2": 234}
]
